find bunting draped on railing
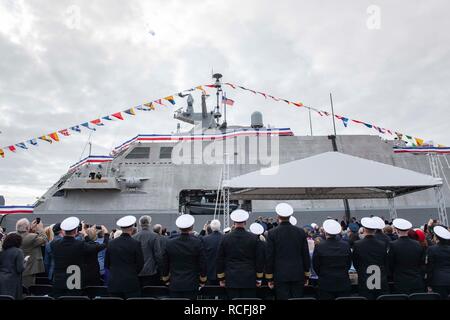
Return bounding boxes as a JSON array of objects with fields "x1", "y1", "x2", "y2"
[
  {"x1": 1, "y1": 81, "x2": 445, "y2": 159},
  {"x1": 219, "y1": 82, "x2": 446, "y2": 148},
  {"x1": 0, "y1": 85, "x2": 210, "y2": 159}
]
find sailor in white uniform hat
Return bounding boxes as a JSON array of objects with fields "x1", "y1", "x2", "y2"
[
  {"x1": 106, "y1": 215, "x2": 143, "y2": 299},
  {"x1": 289, "y1": 216, "x2": 297, "y2": 226},
  {"x1": 216, "y1": 209, "x2": 265, "y2": 297},
  {"x1": 312, "y1": 219, "x2": 351, "y2": 300},
  {"x1": 60, "y1": 216, "x2": 80, "y2": 232},
  {"x1": 352, "y1": 217, "x2": 389, "y2": 300},
  {"x1": 250, "y1": 222, "x2": 266, "y2": 242},
  {"x1": 116, "y1": 215, "x2": 137, "y2": 229},
  {"x1": 427, "y1": 225, "x2": 450, "y2": 298},
  {"x1": 161, "y1": 214, "x2": 208, "y2": 299},
  {"x1": 52, "y1": 216, "x2": 108, "y2": 297},
  {"x1": 275, "y1": 203, "x2": 293, "y2": 218},
  {"x1": 372, "y1": 216, "x2": 391, "y2": 246},
  {"x1": 389, "y1": 218, "x2": 425, "y2": 294}
]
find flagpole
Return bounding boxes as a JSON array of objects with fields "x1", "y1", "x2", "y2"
[
  {"x1": 223, "y1": 92, "x2": 227, "y2": 128},
  {"x1": 330, "y1": 93, "x2": 337, "y2": 136},
  {"x1": 308, "y1": 107, "x2": 313, "y2": 136}
]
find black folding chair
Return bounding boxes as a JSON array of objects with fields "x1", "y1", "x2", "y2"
[
  {"x1": 84, "y1": 286, "x2": 109, "y2": 299},
  {"x1": 257, "y1": 286, "x2": 275, "y2": 300},
  {"x1": 23, "y1": 296, "x2": 55, "y2": 301},
  {"x1": 0, "y1": 295, "x2": 14, "y2": 301},
  {"x1": 377, "y1": 294, "x2": 409, "y2": 301},
  {"x1": 57, "y1": 296, "x2": 91, "y2": 301},
  {"x1": 29, "y1": 284, "x2": 53, "y2": 296},
  {"x1": 93, "y1": 297, "x2": 123, "y2": 301},
  {"x1": 232, "y1": 298, "x2": 262, "y2": 300},
  {"x1": 304, "y1": 285, "x2": 316, "y2": 297},
  {"x1": 142, "y1": 286, "x2": 170, "y2": 298},
  {"x1": 335, "y1": 296, "x2": 368, "y2": 301},
  {"x1": 288, "y1": 297, "x2": 317, "y2": 301},
  {"x1": 199, "y1": 285, "x2": 227, "y2": 300},
  {"x1": 409, "y1": 293, "x2": 441, "y2": 300},
  {"x1": 161, "y1": 298, "x2": 190, "y2": 300},
  {"x1": 127, "y1": 297, "x2": 157, "y2": 301}
]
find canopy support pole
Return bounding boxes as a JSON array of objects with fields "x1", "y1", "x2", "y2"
[
  {"x1": 428, "y1": 153, "x2": 449, "y2": 226},
  {"x1": 388, "y1": 193, "x2": 397, "y2": 220}
]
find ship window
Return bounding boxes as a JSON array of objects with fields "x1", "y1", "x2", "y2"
[
  {"x1": 125, "y1": 147, "x2": 150, "y2": 159},
  {"x1": 159, "y1": 147, "x2": 173, "y2": 159}
]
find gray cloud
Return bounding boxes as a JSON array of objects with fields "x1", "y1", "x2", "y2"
[{"x1": 1, "y1": 0, "x2": 449, "y2": 204}]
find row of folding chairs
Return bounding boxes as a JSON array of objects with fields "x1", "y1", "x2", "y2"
[{"x1": 0, "y1": 293, "x2": 446, "y2": 301}]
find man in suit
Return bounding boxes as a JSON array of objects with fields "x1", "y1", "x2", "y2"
[
  {"x1": 51, "y1": 217, "x2": 108, "y2": 297},
  {"x1": 265, "y1": 203, "x2": 311, "y2": 300},
  {"x1": 201, "y1": 219, "x2": 223, "y2": 285},
  {"x1": 313, "y1": 219, "x2": 352, "y2": 300},
  {"x1": 388, "y1": 218, "x2": 426, "y2": 294},
  {"x1": 105, "y1": 215, "x2": 144, "y2": 299},
  {"x1": 16, "y1": 218, "x2": 47, "y2": 288},
  {"x1": 161, "y1": 214, "x2": 207, "y2": 299},
  {"x1": 352, "y1": 217, "x2": 389, "y2": 300},
  {"x1": 216, "y1": 209, "x2": 265, "y2": 299},
  {"x1": 133, "y1": 215, "x2": 163, "y2": 287}
]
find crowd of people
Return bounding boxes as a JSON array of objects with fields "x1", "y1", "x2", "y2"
[{"x1": 0, "y1": 204, "x2": 449, "y2": 300}]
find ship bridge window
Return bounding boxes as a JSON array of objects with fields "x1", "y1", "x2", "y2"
[
  {"x1": 125, "y1": 147, "x2": 150, "y2": 159},
  {"x1": 159, "y1": 147, "x2": 173, "y2": 159}
]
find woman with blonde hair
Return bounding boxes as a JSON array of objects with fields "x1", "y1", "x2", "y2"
[{"x1": 44, "y1": 226, "x2": 54, "y2": 242}]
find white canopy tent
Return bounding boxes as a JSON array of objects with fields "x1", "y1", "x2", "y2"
[{"x1": 224, "y1": 152, "x2": 442, "y2": 201}]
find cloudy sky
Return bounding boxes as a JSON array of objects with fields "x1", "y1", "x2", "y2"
[{"x1": 1, "y1": 0, "x2": 449, "y2": 205}]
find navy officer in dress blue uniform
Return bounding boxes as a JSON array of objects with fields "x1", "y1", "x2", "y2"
[
  {"x1": 216, "y1": 209, "x2": 265, "y2": 299},
  {"x1": 265, "y1": 203, "x2": 311, "y2": 300},
  {"x1": 105, "y1": 215, "x2": 144, "y2": 299},
  {"x1": 161, "y1": 214, "x2": 207, "y2": 300},
  {"x1": 388, "y1": 218, "x2": 426, "y2": 294},
  {"x1": 313, "y1": 219, "x2": 352, "y2": 300},
  {"x1": 352, "y1": 217, "x2": 389, "y2": 300},
  {"x1": 51, "y1": 216, "x2": 108, "y2": 297},
  {"x1": 426, "y1": 225, "x2": 450, "y2": 299}
]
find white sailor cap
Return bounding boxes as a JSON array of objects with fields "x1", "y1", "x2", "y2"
[
  {"x1": 230, "y1": 209, "x2": 249, "y2": 223},
  {"x1": 361, "y1": 217, "x2": 379, "y2": 230},
  {"x1": 392, "y1": 218, "x2": 412, "y2": 231},
  {"x1": 323, "y1": 219, "x2": 342, "y2": 235},
  {"x1": 116, "y1": 215, "x2": 137, "y2": 228},
  {"x1": 372, "y1": 216, "x2": 386, "y2": 230},
  {"x1": 60, "y1": 217, "x2": 80, "y2": 231},
  {"x1": 311, "y1": 223, "x2": 318, "y2": 229},
  {"x1": 289, "y1": 216, "x2": 297, "y2": 226},
  {"x1": 223, "y1": 227, "x2": 231, "y2": 233},
  {"x1": 275, "y1": 203, "x2": 293, "y2": 217},
  {"x1": 175, "y1": 214, "x2": 195, "y2": 229},
  {"x1": 249, "y1": 223, "x2": 264, "y2": 235},
  {"x1": 434, "y1": 226, "x2": 450, "y2": 240}
]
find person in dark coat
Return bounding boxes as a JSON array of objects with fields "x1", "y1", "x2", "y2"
[
  {"x1": 161, "y1": 214, "x2": 207, "y2": 300},
  {"x1": 105, "y1": 215, "x2": 144, "y2": 299},
  {"x1": 372, "y1": 216, "x2": 391, "y2": 247},
  {"x1": 51, "y1": 217, "x2": 108, "y2": 297},
  {"x1": 313, "y1": 219, "x2": 352, "y2": 300},
  {"x1": 133, "y1": 215, "x2": 163, "y2": 287},
  {"x1": 426, "y1": 225, "x2": 450, "y2": 299},
  {"x1": 200, "y1": 219, "x2": 223, "y2": 285},
  {"x1": 388, "y1": 218, "x2": 425, "y2": 294},
  {"x1": 216, "y1": 209, "x2": 265, "y2": 299},
  {"x1": 265, "y1": 203, "x2": 310, "y2": 300},
  {"x1": 44, "y1": 223, "x2": 63, "y2": 282},
  {"x1": 83, "y1": 226, "x2": 110, "y2": 286},
  {"x1": 352, "y1": 217, "x2": 389, "y2": 300},
  {"x1": 0, "y1": 233, "x2": 25, "y2": 299}
]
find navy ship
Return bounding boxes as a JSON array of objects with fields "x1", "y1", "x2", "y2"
[{"x1": 1, "y1": 74, "x2": 449, "y2": 231}]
